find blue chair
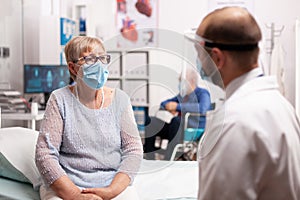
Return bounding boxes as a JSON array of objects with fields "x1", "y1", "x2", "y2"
[{"x1": 184, "y1": 128, "x2": 205, "y2": 141}]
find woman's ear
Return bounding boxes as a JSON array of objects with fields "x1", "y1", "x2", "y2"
[
  {"x1": 211, "y1": 48, "x2": 226, "y2": 70},
  {"x1": 68, "y1": 62, "x2": 77, "y2": 77}
]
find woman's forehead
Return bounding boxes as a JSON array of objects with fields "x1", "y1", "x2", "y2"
[
  {"x1": 81, "y1": 47, "x2": 105, "y2": 56},
  {"x1": 90, "y1": 45, "x2": 105, "y2": 52}
]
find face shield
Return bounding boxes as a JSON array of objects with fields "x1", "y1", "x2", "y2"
[
  {"x1": 182, "y1": 29, "x2": 225, "y2": 103},
  {"x1": 184, "y1": 29, "x2": 225, "y2": 88}
]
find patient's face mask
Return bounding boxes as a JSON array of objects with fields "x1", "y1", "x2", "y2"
[{"x1": 82, "y1": 61, "x2": 109, "y2": 90}]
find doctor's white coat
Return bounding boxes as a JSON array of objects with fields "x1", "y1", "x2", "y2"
[{"x1": 198, "y1": 68, "x2": 300, "y2": 200}]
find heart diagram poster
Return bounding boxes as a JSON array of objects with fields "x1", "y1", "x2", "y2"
[{"x1": 116, "y1": 0, "x2": 158, "y2": 48}]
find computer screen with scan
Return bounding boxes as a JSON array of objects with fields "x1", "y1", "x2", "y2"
[{"x1": 24, "y1": 65, "x2": 70, "y2": 94}]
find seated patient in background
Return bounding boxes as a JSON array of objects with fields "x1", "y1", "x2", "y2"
[
  {"x1": 35, "y1": 36, "x2": 143, "y2": 200},
  {"x1": 144, "y1": 67, "x2": 211, "y2": 160}
]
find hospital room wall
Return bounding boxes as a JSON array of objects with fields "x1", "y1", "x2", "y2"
[
  {"x1": 151, "y1": 0, "x2": 300, "y2": 114},
  {"x1": 254, "y1": 0, "x2": 300, "y2": 108},
  {"x1": 23, "y1": 0, "x2": 206, "y2": 115},
  {"x1": 3, "y1": 0, "x2": 300, "y2": 114},
  {"x1": 0, "y1": 0, "x2": 23, "y2": 92},
  {"x1": 148, "y1": 0, "x2": 207, "y2": 115},
  {"x1": 0, "y1": 0, "x2": 25, "y2": 127}
]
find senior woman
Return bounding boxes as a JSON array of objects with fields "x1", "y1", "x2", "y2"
[{"x1": 35, "y1": 36, "x2": 143, "y2": 200}]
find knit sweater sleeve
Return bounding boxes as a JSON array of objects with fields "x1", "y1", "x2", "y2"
[
  {"x1": 118, "y1": 98, "x2": 143, "y2": 184},
  {"x1": 35, "y1": 93, "x2": 66, "y2": 186}
]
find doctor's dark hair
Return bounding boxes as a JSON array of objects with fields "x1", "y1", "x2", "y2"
[
  {"x1": 199, "y1": 6, "x2": 262, "y2": 69},
  {"x1": 64, "y1": 36, "x2": 105, "y2": 80}
]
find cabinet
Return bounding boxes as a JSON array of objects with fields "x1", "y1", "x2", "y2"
[
  {"x1": 107, "y1": 50, "x2": 149, "y2": 106},
  {"x1": 107, "y1": 50, "x2": 149, "y2": 143}
]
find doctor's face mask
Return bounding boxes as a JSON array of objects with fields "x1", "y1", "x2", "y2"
[{"x1": 184, "y1": 29, "x2": 224, "y2": 90}]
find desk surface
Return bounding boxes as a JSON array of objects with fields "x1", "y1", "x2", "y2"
[{"x1": 1, "y1": 111, "x2": 45, "y2": 121}]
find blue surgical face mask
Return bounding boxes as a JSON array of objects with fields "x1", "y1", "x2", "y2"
[
  {"x1": 82, "y1": 61, "x2": 109, "y2": 89},
  {"x1": 196, "y1": 57, "x2": 224, "y2": 89},
  {"x1": 196, "y1": 58, "x2": 209, "y2": 81}
]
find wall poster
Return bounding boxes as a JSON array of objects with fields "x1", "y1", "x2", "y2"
[{"x1": 116, "y1": 0, "x2": 158, "y2": 48}]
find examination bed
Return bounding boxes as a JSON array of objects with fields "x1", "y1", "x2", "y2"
[{"x1": 0, "y1": 127, "x2": 198, "y2": 200}]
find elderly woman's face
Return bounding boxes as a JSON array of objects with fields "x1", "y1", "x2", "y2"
[{"x1": 75, "y1": 46, "x2": 107, "y2": 78}]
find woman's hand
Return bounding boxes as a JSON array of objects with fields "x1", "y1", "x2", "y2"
[
  {"x1": 82, "y1": 172, "x2": 130, "y2": 200},
  {"x1": 74, "y1": 193, "x2": 103, "y2": 200},
  {"x1": 82, "y1": 187, "x2": 113, "y2": 200}
]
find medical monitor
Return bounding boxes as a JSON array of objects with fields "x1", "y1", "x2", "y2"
[{"x1": 24, "y1": 64, "x2": 70, "y2": 94}]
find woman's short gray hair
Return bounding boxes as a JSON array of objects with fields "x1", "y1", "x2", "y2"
[{"x1": 64, "y1": 36, "x2": 105, "y2": 63}]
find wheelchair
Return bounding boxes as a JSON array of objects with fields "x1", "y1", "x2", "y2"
[
  {"x1": 170, "y1": 112, "x2": 205, "y2": 161},
  {"x1": 170, "y1": 103, "x2": 215, "y2": 161}
]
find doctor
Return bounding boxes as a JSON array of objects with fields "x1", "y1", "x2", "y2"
[{"x1": 195, "y1": 6, "x2": 300, "y2": 199}]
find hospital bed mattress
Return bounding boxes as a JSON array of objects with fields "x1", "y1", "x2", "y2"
[{"x1": 0, "y1": 160, "x2": 198, "y2": 200}]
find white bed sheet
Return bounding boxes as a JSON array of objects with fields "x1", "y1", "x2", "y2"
[
  {"x1": 0, "y1": 160, "x2": 198, "y2": 200},
  {"x1": 134, "y1": 160, "x2": 198, "y2": 200}
]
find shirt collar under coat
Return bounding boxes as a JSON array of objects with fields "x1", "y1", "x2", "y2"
[{"x1": 225, "y1": 67, "x2": 267, "y2": 100}]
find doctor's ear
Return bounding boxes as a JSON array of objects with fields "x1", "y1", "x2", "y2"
[{"x1": 211, "y1": 48, "x2": 226, "y2": 69}]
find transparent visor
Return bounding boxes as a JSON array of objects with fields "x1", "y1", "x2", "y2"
[
  {"x1": 183, "y1": 29, "x2": 225, "y2": 90},
  {"x1": 182, "y1": 29, "x2": 225, "y2": 160}
]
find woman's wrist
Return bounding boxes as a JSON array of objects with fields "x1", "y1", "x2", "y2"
[
  {"x1": 105, "y1": 185, "x2": 118, "y2": 199},
  {"x1": 50, "y1": 175, "x2": 81, "y2": 200},
  {"x1": 106, "y1": 173, "x2": 130, "y2": 199}
]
